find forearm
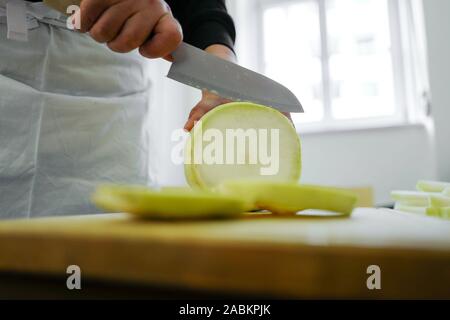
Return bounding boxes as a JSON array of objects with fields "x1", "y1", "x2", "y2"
[
  {"x1": 205, "y1": 44, "x2": 236, "y2": 63},
  {"x1": 168, "y1": 0, "x2": 236, "y2": 54}
]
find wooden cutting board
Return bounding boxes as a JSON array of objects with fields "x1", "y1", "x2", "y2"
[{"x1": 0, "y1": 208, "x2": 449, "y2": 299}]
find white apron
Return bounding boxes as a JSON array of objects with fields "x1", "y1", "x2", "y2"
[{"x1": 0, "y1": 1, "x2": 155, "y2": 219}]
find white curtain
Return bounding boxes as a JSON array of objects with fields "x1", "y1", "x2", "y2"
[
  {"x1": 146, "y1": 60, "x2": 201, "y2": 186},
  {"x1": 227, "y1": 0, "x2": 259, "y2": 70},
  {"x1": 398, "y1": 0, "x2": 431, "y2": 122}
]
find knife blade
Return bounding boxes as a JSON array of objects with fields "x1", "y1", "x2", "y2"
[{"x1": 168, "y1": 43, "x2": 303, "y2": 113}]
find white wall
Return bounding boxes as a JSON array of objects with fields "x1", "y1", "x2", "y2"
[
  {"x1": 422, "y1": 0, "x2": 450, "y2": 181},
  {"x1": 147, "y1": 60, "x2": 200, "y2": 187},
  {"x1": 300, "y1": 124, "x2": 436, "y2": 205}
]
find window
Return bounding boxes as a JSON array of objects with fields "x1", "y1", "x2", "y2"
[{"x1": 229, "y1": 0, "x2": 429, "y2": 130}]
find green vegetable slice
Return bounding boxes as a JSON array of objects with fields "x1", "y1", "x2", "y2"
[
  {"x1": 439, "y1": 207, "x2": 450, "y2": 220},
  {"x1": 395, "y1": 199, "x2": 430, "y2": 207},
  {"x1": 416, "y1": 180, "x2": 450, "y2": 193},
  {"x1": 92, "y1": 185, "x2": 246, "y2": 220},
  {"x1": 429, "y1": 194, "x2": 450, "y2": 208},
  {"x1": 394, "y1": 203, "x2": 427, "y2": 215},
  {"x1": 426, "y1": 207, "x2": 441, "y2": 217},
  {"x1": 426, "y1": 207, "x2": 450, "y2": 220},
  {"x1": 390, "y1": 191, "x2": 433, "y2": 207},
  {"x1": 218, "y1": 181, "x2": 358, "y2": 216}
]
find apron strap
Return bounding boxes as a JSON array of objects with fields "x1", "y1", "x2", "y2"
[
  {"x1": 6, "y1": 0, "x2": 27, "y2": 41},
  {"x1": 1, "y1": 1, "x2": 74, "y2": 41}
]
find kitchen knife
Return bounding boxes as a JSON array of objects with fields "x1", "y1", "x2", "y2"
[
  {"x1": 168, "y1": 43, "x2": 303, "y2": 113},
  {"x1": 43, "y1": 0, "x2": 304, "y2": 113}
]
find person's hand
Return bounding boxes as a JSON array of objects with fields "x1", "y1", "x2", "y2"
[
  {"x1": 184, "y1": 93, "x2": 293, "y2": 131},
  {"x1": 78, "y1": 0, "x2": 183, "y2": 59},
  {"x1": 184, "y1": 91, "x2": 231, "y2": 131}
]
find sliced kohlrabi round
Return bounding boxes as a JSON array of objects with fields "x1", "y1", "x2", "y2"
[
  {"x1": 92, "y1": 185, "x2": 246, "y2": 220},
  {"x1": 185, "y1": 102, "x2": 302, "y2": 189},
  {"x1": 218, "y1": 181, "x2": 358, "y2": 216},
  {"x1": 416, "y1": 180, "x2": 450, "y2": 193}
]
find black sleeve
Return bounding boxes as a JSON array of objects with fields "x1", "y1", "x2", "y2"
[{"x1": 166, "y1": 0, "x2": 236, "y2": 52}]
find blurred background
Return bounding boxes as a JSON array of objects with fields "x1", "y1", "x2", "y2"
[{"x1": 147, "y1": 0, "x2": 449, "y2": 206}]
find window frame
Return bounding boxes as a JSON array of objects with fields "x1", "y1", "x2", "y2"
[{"x1": 253, "y1": 0, "x2": 420, "y2": 132}]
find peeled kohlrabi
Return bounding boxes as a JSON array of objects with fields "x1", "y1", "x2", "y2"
[
  {"x1": 416, "y1": 180, "x2": 450, "y2": 193},
  {"x1": 218, "y1": 181, "x2": 358, "y2": 216},
  {"x1": 185, "y1": 102, "x2": 302, "y2": 189},
  {"x1": 92, "y1": 185, "x2": 246, "y2": 220},
  {"x1": 391, "y1": 181, "x2": 450, "y2": 220},
  {"x1": 390, "y1": 191, "x2": 432, "y2": 207}
]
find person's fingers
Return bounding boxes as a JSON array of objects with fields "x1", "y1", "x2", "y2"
[
  {"x1": 107, "y1": 11, "x2": 157, "y2": 53},
  {"x1": 188, "y1": 105, "x2": 200, "y2": 119},
  {"x1": 80, "y1": 0, "x2": 180, "y2": 55},
  {"x1": 184, "y1": 113, "x2": 201, "y2": 131},
  {"x1": 282, "y1": 112, "x2": 294, "y2": 125},
  {"x1": 184, "y1": 109, "x2": 206, "y2": 131},
  {"x1": 89, "y1": 1, "x2": 135, "y2": 43},
  {"x1": 139, "y1": 13, "x2": 183, "y2": 59},
  {"x1": 163, "y1": 54, "x2": 174, "y2": 62},
  {"x1": 184, "y1": 117, "x2": 197, "y2": 132},
  {"x1": 79, "y1": 0, "x2": 120, "y2": 33}
]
